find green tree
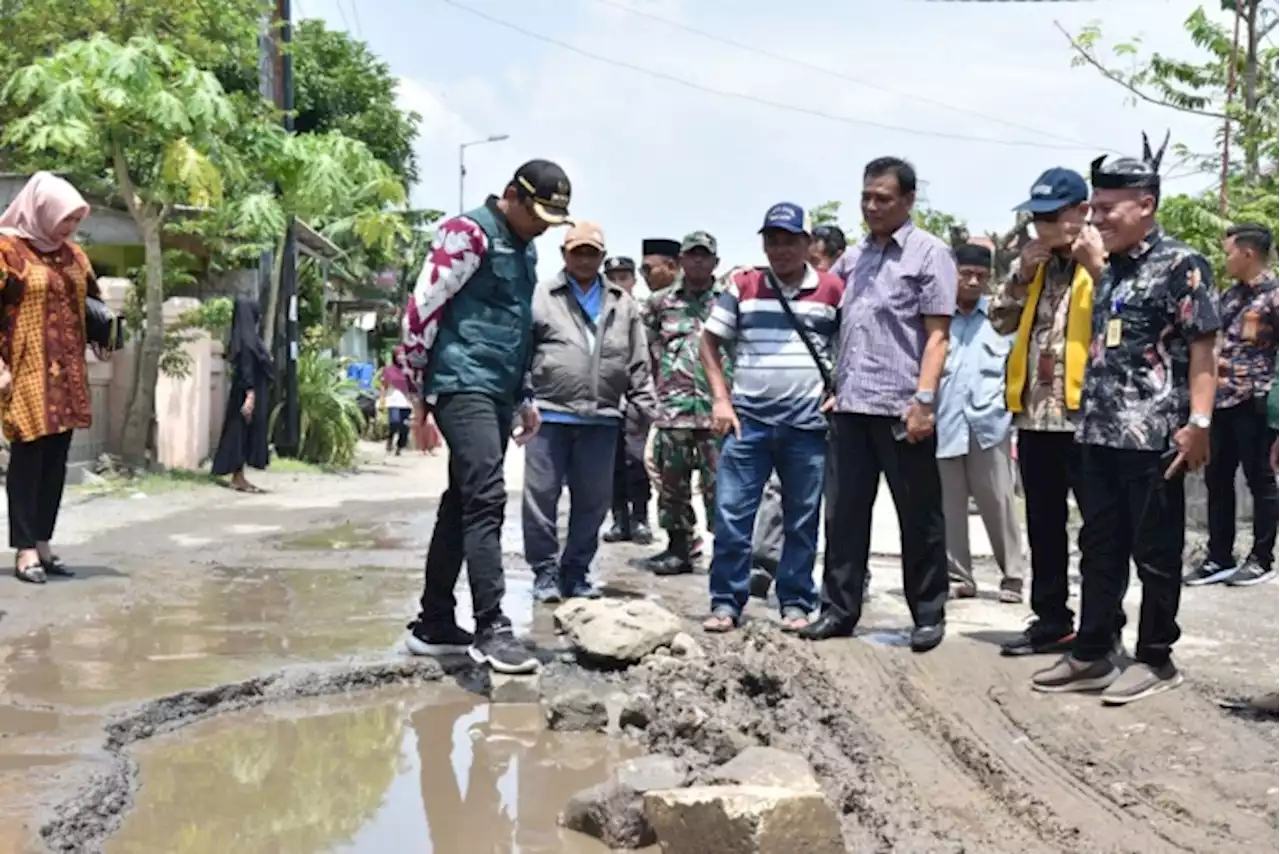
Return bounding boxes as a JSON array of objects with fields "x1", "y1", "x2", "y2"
[
  {"x1": 913, "y1": 205, "x2": 968, "y2": 247},
  {"x1": 3, "y1": 34, "x2": 242, "y2": 466},
  {"x1": 810, "y1": 200, "x2": 842, "y2": 227},
  {"x1": 3, "y1": 34, "x2": 410, "y2": 467}
]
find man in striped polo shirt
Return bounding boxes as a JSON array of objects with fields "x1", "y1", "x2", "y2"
[{"x1": 699, "y1": 202, "x2": 844, "y2": 633}]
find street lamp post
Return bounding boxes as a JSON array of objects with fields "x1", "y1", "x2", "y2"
[{"x1": 458, "y1": 134, "x2": 511, "y2": 213}]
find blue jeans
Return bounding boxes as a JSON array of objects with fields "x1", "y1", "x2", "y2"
[
  {"x1": 710, "y1": 415, "x2": 825, "y2": 616},
  {"x1": 522, "y1": 421, "x2": 620, "y2": 590}
]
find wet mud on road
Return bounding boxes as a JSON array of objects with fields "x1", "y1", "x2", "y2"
[{"x1": 1, "y1": 455, "x2": 1276, "y2": 853}]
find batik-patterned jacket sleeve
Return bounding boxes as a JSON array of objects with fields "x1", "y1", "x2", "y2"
[
  {"x1": 1168, "y1": 253, "x2": 1221, "y2": 341},
  {"x1": 402, "y1": 217, "x2": 488, "y2": 401},
  {"x1": 988, "y1": 259, "x2": 1028, "y2": 337}
]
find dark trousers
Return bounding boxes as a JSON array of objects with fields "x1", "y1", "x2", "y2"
[
  {"x1": 7, "y1": 430, "x2": 74, "y2": 550},
  {"x1": 523, "y1": 421, "x2": 619, "y2": 588},
  {"x1": 610, "y1": 409, "x2": 651, "y2": 524},
  {"x1": 387, "y1": 406, "x2": 411, "y2": 451},
  {"x1": 417, "y1": 393, "x2": 512, "y2": 633},
  {"x1": 1076, "y1": 445, "x2": 1182, "y2": 666},
  {"x1": 822, "y1": 413, "x2": 947, "y2": 627},
  {"x1": 1207, "y1": 399, "x2": 1279, "y2": 569},
  {"x1": 1017, "y1": 430, "x2": 1081, "y2": 631}
]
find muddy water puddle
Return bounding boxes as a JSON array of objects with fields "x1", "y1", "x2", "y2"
[
  {"x1": 0, "y1": 567, "x2": 420, "y2": 707},
  {"x1": 109, "y1": 685, "x2": 641, "y2": 854}
]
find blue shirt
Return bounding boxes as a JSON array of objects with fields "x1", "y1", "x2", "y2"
[
  {"x1": 540, "y1": 274, "x2": 620, "y2": 428},
  {"x1": 936, "y1": 298, "x2": 1012, "y2": 459}
]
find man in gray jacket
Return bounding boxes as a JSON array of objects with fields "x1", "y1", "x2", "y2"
[{"x1": 523, "y1": 222, "x2": 656, "y2": 602}]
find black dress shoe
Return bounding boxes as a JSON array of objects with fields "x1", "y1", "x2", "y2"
[
  {"x1": 602, "y1": 523, "x2": 631, "y2": 543},
  {"x1": 797, "y1": 611, "x2": 855, "y2": 641},
  {"x1": 910, "y1": 622, "x2": 945, "y2": 653}
]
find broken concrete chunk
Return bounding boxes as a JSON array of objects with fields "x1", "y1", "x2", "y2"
[
  {"x1": 644, "y1": 785, "x2": 847, "y2": 854},
  {"x1": 553, "y1": 599, "x2": 683, "y2": 666},
  {"x1": 545, "y1": 688, "x2": 608, "y2": 733},
  {"x1": 561, "y1": 755, "x2": 689, "y2": 849},
  {"x1": 704, "y1": 746, "x2": 822, "y2": 793},
  {"x1": 488, "y1": 672, "x2": 541, "y2": 704}
]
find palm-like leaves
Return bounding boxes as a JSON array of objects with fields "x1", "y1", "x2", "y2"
[{"x1": 271, "y1": 350, "x2": 366, "y2": 468}]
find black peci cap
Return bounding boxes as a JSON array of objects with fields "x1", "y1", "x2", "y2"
[
  {"x1": 512, "y1": 159, "x2": 572, "y2": 224},
  {"x1": 641, "y1": 238, "x2": 681, "y2": 259}
]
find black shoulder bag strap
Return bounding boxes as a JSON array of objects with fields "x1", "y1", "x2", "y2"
[{"x1": 766, "y1": 270, "x2": 835, "y2": 395}]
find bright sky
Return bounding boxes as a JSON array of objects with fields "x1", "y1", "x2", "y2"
[{"x1": 297, "y1": 0, "x2": 1234, "y2": 280}]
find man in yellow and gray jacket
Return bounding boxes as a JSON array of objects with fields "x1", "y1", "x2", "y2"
[{"x1": 990, "y1": 168, "x2": 1098, "y2": 658}]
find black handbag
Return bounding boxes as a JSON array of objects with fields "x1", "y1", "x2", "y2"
[{"x1": 85, "y1": 294, "x2": 125, "y2": 351}]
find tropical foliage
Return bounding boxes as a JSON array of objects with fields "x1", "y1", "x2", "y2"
[{"x1": 273, "y1": 350, "x2": 366, "y2": 467}]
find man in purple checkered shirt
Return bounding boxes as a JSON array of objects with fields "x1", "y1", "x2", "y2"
[{"x1": 798, "y1": 157, "x2": 957, "y2": 653}]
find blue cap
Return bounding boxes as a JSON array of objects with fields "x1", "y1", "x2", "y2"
[
  {"x1": 1012, "y1": 168, "x2": 1089, "y2": 214},
  {"x1": 759, "y1": 202, "x2": 810, "y2": 235}
]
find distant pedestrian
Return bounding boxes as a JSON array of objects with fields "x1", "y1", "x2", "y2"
[
  {"x1": 212, "y1": 295, "x2": 275, "y2": 492},
  {"x1": 700, "y1": 203, "x2": 842, "y2": 633},
  {"x1": 989, "y1": 167, "x2": 1099, "y2": 657},
  {"x1": 0, "y1": 172, "x2": 103, "y2": 584},
  {"x1": 401, "y1": 159, "x2": 571, "y2": 674},
  {"x1": 799, "y1": 157, "x2": 956, "y2": 653},
  {"x1": 601, "y1": 255, "x2": 656, "y2": 546},
  {"x1": 936, "y1": 243, "x2": 1024, "y2": 603},
  {"x1": 523, "y1": 224, "x2": 654, "y2": 602},
  {"x1": 1184, "y1": 223, "x2": 1278, "y2": 588},
  {"x1": 1032, "y1": 138, "x2": 1220, "y2": 704},
  {"x1": 642, "y1": 232, "x2": 727, "y2": 575},
  {"x1": 380, "y1": 345, "x2": 416, "y2": 456}
]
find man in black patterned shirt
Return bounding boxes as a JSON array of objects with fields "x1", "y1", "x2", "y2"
[{"x1": 1032, "y1": 136, "x2": 1221, "y2": 706}]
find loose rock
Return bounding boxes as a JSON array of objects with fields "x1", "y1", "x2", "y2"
[
  {"x1": 669, "y1": 632, "x2": 705, "y2": 659},
  {"x1": 545, "y1": 688, "x2": 608, "y2": 732},
  {"x1": 488, "y1": 672, "x2": 541, "y2": 704},
  {"x1": 619, "y1": 692, "x2": 655, "y2": 731},
  {"x1": 561, "y1": 754, "x2": 689, "y2": 848},
  {"x1": 704, "y1": 746, "x2": 822, "y2": 793},
  {"x1": 554, "y1": 599, "x2": 683, "y2": 666},
  {"x1": 644, "y1": 785, "x2": 847, "y2": 854}
]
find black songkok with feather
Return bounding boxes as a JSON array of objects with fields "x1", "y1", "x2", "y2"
[{"x1": 1090, "y1": 131, "x2": 1170, "y2": 191}]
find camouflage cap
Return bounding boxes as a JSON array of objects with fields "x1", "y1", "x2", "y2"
[{"x1": 680, "y1": 230, "x2": 718, "y2": 254}]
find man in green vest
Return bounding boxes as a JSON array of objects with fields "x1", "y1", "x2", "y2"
[
  {"x1": 401, "y1": 159, "x2": 571, "y2": 674},
  {"x1": 990, "y1": 167, "x2": 1102, "y2": 657}
]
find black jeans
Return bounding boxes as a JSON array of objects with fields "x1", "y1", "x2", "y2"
[
  {"x1": 417, "y1": 393, "x2": 513, "y2": 633},
  {"x1": 1076, "y1": 445, "x2": 1182, "y2": 666},
  {"x1": 7, "y1": 430, "x2": 74, "y2": 550},
  {"x1": 1207, "y1": 399, "x2": 1279, "y2": 569},
  {"x1": 822, "y1": 413, "x2": 947, "y2": 628},
  {"x1": 1017, "y1": 430, "x2": 1080, "y2": 632}
]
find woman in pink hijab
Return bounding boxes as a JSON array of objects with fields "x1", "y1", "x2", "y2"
[{"x1": 0, "y1": 171, "x2": 103, "y2": 583}]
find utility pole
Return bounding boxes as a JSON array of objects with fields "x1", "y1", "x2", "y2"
[
  {"x1": 255, "y1": 12, "x2": 276, "y2": 322},
  {"x1": 276, "y1": 0, "x2": 300, "y2": 457}
]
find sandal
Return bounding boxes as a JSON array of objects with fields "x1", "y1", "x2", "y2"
[
  {"x1": 780, "y1": 606, "x2": 810, "y2": 633},
  {"x1": 950, "y1": 582, "x2": 977, "y2": 600},
  {"x1": 15, "y1": 559, "x2": 47, "y2": 584},
  {"x1": 40, "y1": 554, "x2": 75, "y2": 578},
  {"x1": 998, "y1": 579, "x2": 1024, "y2": 604},
  {"x1": 702, "y1": 608, "x2": 738, "y2": 634}
]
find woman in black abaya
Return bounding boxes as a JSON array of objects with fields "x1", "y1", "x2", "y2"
[{"x1": 212, "y1": 295, "x2": 275, "y2": 492}]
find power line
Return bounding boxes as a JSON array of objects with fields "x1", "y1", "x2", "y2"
[
  {"x1": 590, "y1": 0, "x2": 1106, "y2": 151},
  {"x1": 349, "y1": 0, "x2": 363, "y2": 38},
  {"x1": 439, "y1": 0, "x2": 1098, "y2": 150},
  {"x1": 332, "y1": 0, "x2": 351, "y2": 32}
]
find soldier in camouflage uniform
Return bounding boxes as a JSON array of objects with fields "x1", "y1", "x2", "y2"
[
  {"x1": 642, "y1": 231, "x2": 730, "y2": 574},
  {"x1": 1031, "y1": 137, "x2": 1221, "y2": 705}
]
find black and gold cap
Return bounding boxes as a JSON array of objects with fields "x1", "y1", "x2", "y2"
[{"x1": 512, "y1": 159, "x2": 571, "y2": 225}]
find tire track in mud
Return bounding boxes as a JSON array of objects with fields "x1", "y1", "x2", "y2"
[{"x1": 628, "y1": 623, "x2": 1276, "y2": 854}]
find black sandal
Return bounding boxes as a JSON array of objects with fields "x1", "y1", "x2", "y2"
[
  {"x1": 40, "y1": 554, "x2": 75, "y2": 578},
  {"x1": 15, "y1": 559, "x2": 47, "y2": 584}
]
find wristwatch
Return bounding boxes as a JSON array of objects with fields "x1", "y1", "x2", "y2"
[
  {"x1": 914, "y1": 390, "x2": 936, "y2": 407},
  {"x1": 1189, "y1": 412, "x2": 1212, "y2": 429}
]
